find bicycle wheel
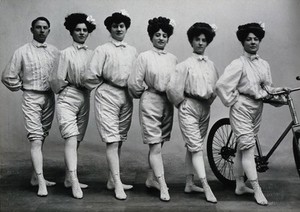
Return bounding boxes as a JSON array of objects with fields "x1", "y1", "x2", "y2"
[
  {"x1": 293, "y1": 130, "x2": 300, "y2": 177},
  {"x1": 207, "y1": 118, "x2": 237, "y2": 186}
]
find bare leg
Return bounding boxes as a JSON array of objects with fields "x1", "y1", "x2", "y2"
[
  {"x1": 64, "y1": 140, "x2": 88, "y2": 189},
  {"x1": 65, "y1": 136, "x2": 82, "y2": 199},
  {"x1": 242, "y1": 147, "x2": 268, "y2": 205},
  {"x1": 31, "y1": 139, "x2": 47, "y2": 197},
  {"x1": 149, "y1": 143, "x2": 169, "y2": 201},
  {"x1": 106, "y1": 142, "x2": 133, "y2": 191},
  {"x1": 190, "y1": 150, "x2": 216, "y2": 203},
  {"x1": 106, "y1": 142, "x2": 126, "y2": 200},
  {"x1": 184, "y1": 150, "x2": 204, "y2": 193}
]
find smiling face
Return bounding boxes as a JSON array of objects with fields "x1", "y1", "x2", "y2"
[
  {"x1": 243, "y1": 32, "x2": 260, "y2": 55},
  {"x1": 31, "y1": 20, "x2": 50, "y2": 43},
  {"x1": 151, "y1": 29, "x2": 168, "y2": 50},
  {"x1": 110, "y1": 22, "x2": 127, "y2": 41},
  {"x1": 72, "y1": 23, "x2": 88, "y2": 44},
  {"x1": 192, "y1": 33, "x2": 207, "y2": 55}
]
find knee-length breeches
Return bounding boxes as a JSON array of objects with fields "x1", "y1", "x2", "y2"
[
  {"x1": 139, "y1": 90, "x2": 174, "y2": 144},
  {"x1": 230, "y1": 95, "x2": 263, "y2": 150},
  {"x1": 56, "y1": 86, "x2": 90, "y2": 142},
  {"x1": 178, "y1": 98, "x2": 210, "y2": 152},
  {"x1": 22, "y1": 90, "x2": 55, "y2": 142},
  {"x1": 94, "y1": 83, "x2": 133, "y2": 143}
]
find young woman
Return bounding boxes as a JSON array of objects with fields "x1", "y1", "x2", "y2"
[
  {"x1": 167, "y1": 22, "x2": 218, "y2": 203},
  {"x1": 50, "y1": 13, "x2": 96, "y2": 199},
  {"x1": 128, "y1": 16, "x2": 177, "y2": 202},
  {"x1": 83, "y1": 10, "x2": 137, "y2": 200},
  {"x1": 216, "y1": 22, "x2": 287, "y2": 206}
]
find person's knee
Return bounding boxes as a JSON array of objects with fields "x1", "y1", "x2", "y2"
[
  {"x1": 30, "y1": 139, "x2": 43, "y2": 150},
  {"x1": 149, "y1": 143, "x2": 162, "y2": 155}
]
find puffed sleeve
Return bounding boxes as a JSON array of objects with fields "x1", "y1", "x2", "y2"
[
  {"x1": 1, "y1": 50, "x2": 23, "y2": 92},
  {"x1": 50, "y1": 50, "x2": 68, "y2": 94},
  {"x1": 127, "y1": 54, "x2": 146, "y2": 98},
  {"x1": 207, "y1": 63, "x2": 220, "y2": 105},
  {"x1": 166, "y1": 62, "x2": 188, "y2": 107},
  {"x1": 83, "y1": 47, "x2": 105, "y2": 90},
  {"x1": 216, "y1": 59, "x2": 243, "y2": 107}
]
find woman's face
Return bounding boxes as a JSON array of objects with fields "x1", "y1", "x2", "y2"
[
  {"x1": 72, "y1": 23, "x2": 88, "y2": 44},
  {"x1": 243, "y1": 32, "x2": 260, "y2": 54},
  {"x1": 111, "y1": 22, "x2": 127, "y2": 41},
  {"x1": 152, "y1": 29, "x2": 168, "y2": 50},
  {"x1": 192, "y1": 34, "x2": 207, "y2": 55}
]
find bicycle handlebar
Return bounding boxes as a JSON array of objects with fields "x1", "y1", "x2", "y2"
[{"x1": 261, "y1": 80, "x2": 300, "y2": 96}]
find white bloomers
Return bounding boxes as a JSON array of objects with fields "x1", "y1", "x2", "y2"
[
  {"x1": 139, "y1": 90, "x2": 174, "y2": 144},
  {"x1": 22, "y1": 90, "x2": 55, "y2": 142},
  {"x1": 230, "y1": 94, "x2": 263, "y2": 150},
  {"x1": 94, "y1": 83, "x2": 133, "y2": 143},
  {"x1": 56, "y1": 86, "x2": 90, "y2": 142},
  {"x1": 178, "y1": 97, "x2": 210, "y2": 152}
]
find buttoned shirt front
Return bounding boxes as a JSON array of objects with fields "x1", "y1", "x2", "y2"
[{"x1": 2, "y1": 40, "x2": 59, "y2": 92}]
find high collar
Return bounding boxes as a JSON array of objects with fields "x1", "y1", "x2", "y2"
[
  {"x1": 32, "y1": 39, "x2": 47, "y2": 48},
  {"x1": 110, "y1": 37, "x2": 127, "y2": 48},
  {"x1": 72, "y1": 42, "x2": 88, "y2": 50},
  {"x1": 243, "y1": 51, "x2": 260, "y2": 61},
  {"x1": 152, "y1": 47, "x2": 167, "y2": 55},
  {"x1": 193, "y1": 53, "x2": 208, "y2": 61}
]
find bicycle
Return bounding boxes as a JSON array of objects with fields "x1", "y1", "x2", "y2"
[{"x1": 207, "y1": 77, "x2": 300, "y2": 186}]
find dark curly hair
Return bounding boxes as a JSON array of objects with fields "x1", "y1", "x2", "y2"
[
  {"x1": 104, "y1": 12, "x2": 131, "y2": 31},
  {"x1": 147, "y1": 17, "x2": 174, "y2": 40},
  {"x1": 187, "y1": 22, "x2": 215, "y2": 45},
  {"x1": 64, "y1": 13, "x2": 96, "y2": 34},
  {"x1": 236, "y1": 22, "x2": 265, "y2": 44}
]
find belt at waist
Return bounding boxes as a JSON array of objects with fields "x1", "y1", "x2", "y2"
[
  {"x1": 103, "y1": 79, "x2": 127, "y2": 89},
  {"x1": 68, "y1": 84, "x2": 89, "y2": 93},
  {"x1": 68, "y1": 84, "x2": 88, "y2": 92},
  {"x1": 239, "y1": 93, "x2": 260, "y2": 101},
  {"x1": 147, "y1": 87, "x2": 166, "y2": 95},
  {"x1": 22, "y1": 88, "x2": 53, "y2": 94},
  {"x1": 184, "y1": 92, "x2": 209, "y2": 102}
]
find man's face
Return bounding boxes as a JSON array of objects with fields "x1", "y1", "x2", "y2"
[{"x1": 31, "y1": 20, "x2": 50, "y2": 43}]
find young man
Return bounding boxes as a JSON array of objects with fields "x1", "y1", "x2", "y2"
[{"x1": 2, "y1": 17, "x2": 59, "y2": 197}]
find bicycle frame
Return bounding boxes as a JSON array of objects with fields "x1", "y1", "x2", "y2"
[{"x1": 254, "y1": 87, "x2": 300, "y2": 168}]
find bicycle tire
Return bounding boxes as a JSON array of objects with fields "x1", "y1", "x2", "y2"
[
  {"x1": 207, "y1": 118, "x2": 237, "y2": 186},
  {"x1": 293, "y1": 131, "x2": 300, "y2": 177}
]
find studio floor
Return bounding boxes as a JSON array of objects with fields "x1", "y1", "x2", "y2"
[{"x1": 1, "y1": 140, "x2": 299, "y2": 212}]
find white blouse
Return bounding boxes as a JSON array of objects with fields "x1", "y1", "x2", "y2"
[
  {"x1": 167, "y1": 53, "x2": 219, "y2": 106},
  {"x1": 50, "y1": 43, "x2": 92, "y2": 93},
  {"x1": 2, "y1": 40, "x2": 59, "y2": 92},
  {"x1": 128, "y1": 48, "x2": 177, "y2": 98},
  {"x1": 83, "y1": 40, "x2": 137, "y2": 90},
  {"x1": 216, "y1": 52, "x2": 273, "y2": 107}
]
